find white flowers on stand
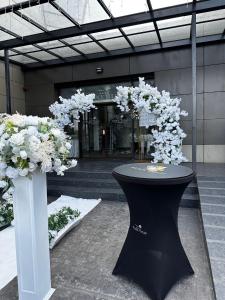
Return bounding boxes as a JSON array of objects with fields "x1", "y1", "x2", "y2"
[
  {"x1": 114, "y1": 78, "x2": 188, "y2": 165},
  {"x1": 49, "y1": 89, "x2": 96, "y2": 128},
  {"x1": 0, "y1": 113, "x2": 77, "y2": 203}
]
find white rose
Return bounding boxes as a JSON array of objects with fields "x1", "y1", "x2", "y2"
[
  {"x1": 70, "y1": 159, "x2": 77, "y2": 168},
  {"x1": 18, "y1": 168, "x2": 29, "y2": 176},
  {"x1": 0, "y1": 169, "x2": 6, "y2": 177},
  {"x1": 6, "y1": 167, "x2": 19, "y2": 179},
  {"x1": 54, "y1": 159, "x2": 61, "y2": 167},
  {"x1": 25, "y1": 116, "x2": 39, "y2": 126},
  {"x1": 12, "y1": 156, "x2": 18, "y2": 163},
  {"x1": 27, "y1": 126, "x2": 38, "y2": 136},
  {"x1": 9, "y1": 133, "x2": 24, "y2": 146},
  {"x1": 0, "y1": 162, "x2": 7, "y2": 169},
  {"x1": 0, "y1": 180, "x2": 7, "y2": 188},
  {"x1": 28, "y1": 162, "x2": 37, "y2": 172},
  {"x1": 65, "y1": 142, "x2": 72, "y2": 150},
  {"x1": 20, "y1": 150, "x2": 27, "y2": 160},
  {"x1": 50, "y1": 128, "x2": 61, "y2": 138}
]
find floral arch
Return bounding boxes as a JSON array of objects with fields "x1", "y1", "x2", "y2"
[{"x1": 114, "y1": 78, "x2": 188, "y2": 165}]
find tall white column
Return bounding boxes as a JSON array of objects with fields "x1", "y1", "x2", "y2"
[{"x1": 13, "y1": 171, "x2": 55, "y2": 300}]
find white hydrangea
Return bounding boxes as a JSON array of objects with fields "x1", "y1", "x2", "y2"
[
  {"x1": 0, "y1": 113, "x2": 77, "y2": 203},
  {"x1": 113, "y1": 77, "x2": 188, "y2": 165},
  {"x1": 49, "y1": 89, "x2": 96, "y2": 128}
]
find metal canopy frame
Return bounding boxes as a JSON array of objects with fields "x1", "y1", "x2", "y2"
[
  {"x1": 0, "y1": 0, "x2": 224, "y2": 69},
  {"x1": 2, "y1": 0, "x2": 225, "y2": 171}
]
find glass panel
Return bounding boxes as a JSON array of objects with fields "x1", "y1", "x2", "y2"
[
  {"x1": 122, "y1": 23, "x2": 154, "y2": 34},
  {"x1": 197, "y1": 9, "x2": 225, "y2": 22},
  {"x1": 0, "y1": 30, "x2": 14, "y2": 41},
  {"x1": 82, "y1": 105, "x2": 133, "y2": 158},
  {"x1": 160, "y1": 26, "x2": 190, "y2": 42},
  {"x1": 50, "y1": 47, "x2": 79, "y2": 57},
  {"x1": 92, "y1": 29, "x2": 121, "y2": 39},
  {"x1": 0, "y1": 0, "x2": 26, "y2": 8},
  {"x1": 28, "y1": 51, "x2": 57, "y2": 61},
  {"x1": 151, "y1": 0, "x2": 192, "y2": 9},
  {"x1": 128, "y1": 31, "x2": 159, "y2": 46},
  {"x1": 74, "y1": 42, "x2": 104, "y2": 54},
  {"x1": 63, "y1": 35, "x2": 92, "y2": 45},
  {"x1": 10, "y1": 55, "x2": 36, "y2": 64},
  {"x1": 100, "y1": 37, "x2": 130, "y2": 50},
  {"x1": 0, "y1": 50, "x2": 4, "y2": 57},
  {"x1": 103, "y1": 0, "x2": 148, "y2": 17},
  {"x1": 36, "y1": 40, "x2": 64, "y2": 49},
  {"x1": 55, "y1": 0, "x2": 109, "y2": 24},
  {"x1": 157, "y1": 16, "x2": 191, "y2": 29},
  {"x1": 21, "y1": 2, "x2": 73, "y2": 31},
  {"x1": 197, "y1": 20, "x2": 225, "y2": 37},
  {"x1": 0, "y1": 12, "x2": 41, "y2": 37},
  {"x1": 13, "y1": 45, "x2": 39, "y2": 53}
]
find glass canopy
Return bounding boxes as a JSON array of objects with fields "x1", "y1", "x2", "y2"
[{"x1": 0, "y1": 0, "x2": 224, "y2": 67}]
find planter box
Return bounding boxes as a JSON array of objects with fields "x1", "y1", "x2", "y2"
[
  {"x1": 48, "y1": 195, "x2": 101, "y2": 249},
  {"x1": 0, "y1": 222, "x2": 11, "y2": 231}
]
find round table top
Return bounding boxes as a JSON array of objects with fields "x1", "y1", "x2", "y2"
[{"x1": 113, "y1": 163, "x2": 194, "y2": 185}]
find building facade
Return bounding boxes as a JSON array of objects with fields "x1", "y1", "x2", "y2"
[{"x1": 1, "y1": 43, "x2": 225, "y2": 162}]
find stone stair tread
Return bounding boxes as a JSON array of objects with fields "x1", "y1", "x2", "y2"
[
  {"x1": 197, "y1": 174, "x2": 225, "y2": 300},
  {"x1": 197, "y1": 176, "x2": 225, "y2": 182}
]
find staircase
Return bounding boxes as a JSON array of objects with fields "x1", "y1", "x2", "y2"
[
  {"x1": 47, "y1": 160, "x2": 199, "y2": 208},
  {"x1": 197, "y1": 175, "x2": 225, "y2": 300}
]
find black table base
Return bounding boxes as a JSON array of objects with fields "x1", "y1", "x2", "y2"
[{"x1": 112, "y1": 177, "x2": 194, "y2": 300}]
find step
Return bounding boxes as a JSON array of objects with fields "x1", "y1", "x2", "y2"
[
  {"x1": 47, "y1": 185, "x2": 199, "y2": 208},
  {"x1": 197, "y1": 175, "x2": 225, "y2": 300},
  {"x1": 197, "y1": 176, "x2": 225, "y2": 182},
  {"x1": 47, "y1": 176, "x2": 197, "y2": 194},
  {"x1": 198, "y1": 181, "x2": 225, "y2": 188},
  {"x1": 198, "y1": 187, "x2": 225, "y2": 197}
]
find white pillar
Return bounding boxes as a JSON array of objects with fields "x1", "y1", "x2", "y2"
[{"x1": 13, "y1": 171, "x2": 55, "y2": 300}]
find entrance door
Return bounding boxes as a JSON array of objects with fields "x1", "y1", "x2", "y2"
[{"x1": 81, "y1": 103, "x2": 133, "y2": 158}]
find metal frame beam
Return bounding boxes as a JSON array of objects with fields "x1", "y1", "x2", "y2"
[
  {"x1": 4, "y1": 49, "x2": 12, "y2": 114},
  {"x1": 23, "y1": 33, "x2": 225, "y2": 70},
  {"x1": 146, "y1": 0, "x2": 162, "y2": 46},
  {"x1": 191, "y1": 12, "x2": 197, "y2": 172},
  {"x1": 1, "y1": 0, "x2": 224, "y2": 50},
  {"x1": 0, "y1": 0, "x2": 54, "y2": 15},
  {"x1": 96, "y1": 0, "x2": 134, "y2": 48}
]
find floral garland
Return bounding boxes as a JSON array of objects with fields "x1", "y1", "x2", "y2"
[
  {"x1": 48, "y1": 206, "x2": 80, "y2": 244},
  {"x1": 114, "y1": 78, "x2": 188, "y2": 165},
  {"x1": 0, "y1": 114, "x2": 77, "y2": 212},
  {"x1": 49, "y1": 89, "x2": 96, "y2": 128}
]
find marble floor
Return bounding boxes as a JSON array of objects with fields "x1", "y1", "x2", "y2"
[{"x1": 0, "y1": 201, "x2": 214, "y2": 300}]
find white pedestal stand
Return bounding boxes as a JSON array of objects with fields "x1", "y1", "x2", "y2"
[{"x1": 13, "y1": 171, "x2": 55, "y2": 300}]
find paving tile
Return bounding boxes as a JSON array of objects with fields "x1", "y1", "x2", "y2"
[
  {"x1": 202, "y1": 213, "x2": 225, "y2": 227},
  {"x1": 204, "y1": 226, "x2": 225, "y2": 241},
  {"x1": 199, "y1": 187, "x2": 225, "y2": 196},
  {"x1": 210, "y1": 259, "x2": 225, "y2": 284},
  {"x1": 201, "y1": 204, "x2": 225, "y2": 215},
  {"x1": 201, "y1": 195, "x2": 225, "y2": 205},
  {"x1": 207, "y1": 241, "x2": 225, "y2": 260}
]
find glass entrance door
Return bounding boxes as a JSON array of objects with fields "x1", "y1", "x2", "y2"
[{"x1": 81, "y1": 103, "x2": 133, "y2": 158}]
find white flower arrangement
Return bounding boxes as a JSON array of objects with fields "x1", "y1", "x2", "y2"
[
  {"x1": 0, "y1": 113, "x2": 77, "y2": 205},
  {"x1": 49, "y1": 89, "x2": 96, "y2": 128},
  {"x1": 114, "y1": 78, "x2": 188, "y2": 165},
  {"x1": 114, "y1": 78, "x2": 160, "y2": 117}
]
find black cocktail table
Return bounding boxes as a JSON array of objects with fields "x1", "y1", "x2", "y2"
[{"x1": 112, "y1": 163, "x2": 194, "y2": 300}]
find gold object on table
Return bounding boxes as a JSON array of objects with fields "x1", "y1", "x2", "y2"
[{"x1": 146, "y1": 165, "x2": 167, "y2": 173}]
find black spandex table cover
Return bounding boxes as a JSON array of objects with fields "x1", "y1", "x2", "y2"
[{"x1": 112, "y1": 163, "x2": 194, "y2": 300}]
